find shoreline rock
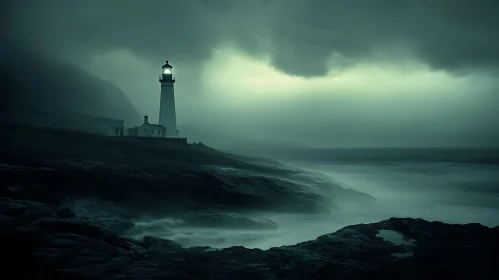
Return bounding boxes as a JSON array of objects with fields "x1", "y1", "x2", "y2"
[{"x1": 1, "y1": 198, "x2": 498, "y2": 280}]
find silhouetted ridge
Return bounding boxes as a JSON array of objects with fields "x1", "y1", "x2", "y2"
[{"x1": 0, "y1": 47, "x2": 140, "y2": 126}]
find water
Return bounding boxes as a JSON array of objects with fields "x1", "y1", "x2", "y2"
[
  {"x1": 282, "y1": 148, "x2": 499, "y2": 227},
  {"x1": 136, "y1": 148, "x2": 499, "y2": 249}
]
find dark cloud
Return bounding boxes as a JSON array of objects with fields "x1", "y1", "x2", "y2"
[
  {"x1": 8, "y1": 0, "x2": 218, "y2": 64},
  {"x1": 7, "y1": 0, "x2": 499, "y2": 76}
]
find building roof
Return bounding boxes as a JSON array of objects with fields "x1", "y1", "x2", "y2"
[
  {"x1": 162, "y1": 60, "x2": 173, "y2": 68},
  {"x1": 137, "y1": 123, "x2": 165, "y2": 129}
]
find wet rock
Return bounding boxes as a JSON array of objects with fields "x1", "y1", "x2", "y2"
[
  {"x1": 143, "y1": 235, "x2": 183, "y2": 253},
  {"x1": 62, "y1": 198, "x2": 135, "y2": 234},
  {"x1": 1, "y1": 198, "x2": 498, "y2": 279}
]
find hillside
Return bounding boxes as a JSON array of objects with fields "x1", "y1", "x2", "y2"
[
  {"x1": 0, "y1": 124, "x2": 371, "y2": 217},
  {"x1": 0, "y1": 48, "x2": 140, "y2": 126}
]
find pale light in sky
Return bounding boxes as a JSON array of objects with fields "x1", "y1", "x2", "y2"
[{"x1": 82, "y1": 45, "x2": 498, "y2": 148}]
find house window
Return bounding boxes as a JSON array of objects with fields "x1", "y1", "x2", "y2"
[
  {"x1": 158, "y1": 130, "x2": 160, "y2": 136},
  {"x1": 115, "y1": 128, "x2": 119, "y2": 134}
]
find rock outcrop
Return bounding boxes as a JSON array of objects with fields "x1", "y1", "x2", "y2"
[
  {"x1": 2, "y1": 198, "x2": 498, "y2": 280},
  {"x1": 0, "y1": 124, "x2": 371, "y2": 215}
]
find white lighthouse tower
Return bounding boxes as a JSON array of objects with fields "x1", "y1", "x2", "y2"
[{"x1": 159, "y1": 60, "x2": 179, "y2": 137}]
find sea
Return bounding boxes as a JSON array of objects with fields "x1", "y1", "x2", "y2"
[{"x1": 143, "y1": 147, "x2": 499, "y2": 249}]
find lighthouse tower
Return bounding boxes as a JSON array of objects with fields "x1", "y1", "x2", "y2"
[{"x1": 159, "y1": 60, "x2": 178, "y2": 137}]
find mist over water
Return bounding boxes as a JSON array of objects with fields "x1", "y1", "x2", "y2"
[{"x1": 133, "y1": 148, "x2": 499, "y2": 250}]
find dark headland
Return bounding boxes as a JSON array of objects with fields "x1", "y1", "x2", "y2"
[{"x1": 1, "y1": 124, "x2": 498, "y2": 279}]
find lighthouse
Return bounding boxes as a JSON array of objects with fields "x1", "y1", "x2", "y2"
[{"x1": 159, "y1": 60, "x2": 179, "y2": 137}]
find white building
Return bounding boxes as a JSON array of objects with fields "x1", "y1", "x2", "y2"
[
  {"x1": 109, "y1": 118, "x2": 125, "y2": 136},
  {"x1": 119, "y1": 60, "x2": 182, "y2": 139},
  {"x1": 127, "y1": 115, "x2": 165, "y2": 137},
  {"x1": 159, "y1": 61, "x2": 179, "y2": 137}
]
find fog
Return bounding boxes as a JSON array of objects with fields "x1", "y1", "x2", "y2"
[
  {"x1": 3, "y1": 0, "x2": 499, "y2": 149},
  {"x1": 132, "y1": 156, "x2": 499, "y2": 249}
]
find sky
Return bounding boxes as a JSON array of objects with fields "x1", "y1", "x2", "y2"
[{"x1": 3, "y1": 0, "x2": 499, "y2": 148}]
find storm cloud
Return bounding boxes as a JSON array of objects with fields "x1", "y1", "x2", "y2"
[
  {"x1": 4, "y1": 0, "x2": 499, "y2": 149},
  {"x1": 7, "y1": 0, "x2": 499, "y2": 76}
]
